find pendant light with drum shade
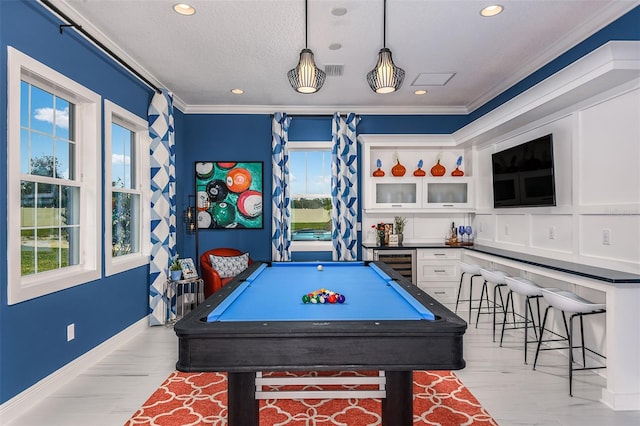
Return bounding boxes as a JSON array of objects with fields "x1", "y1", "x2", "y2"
[
  {"x1": 288, "y1": 0, "x2": 326, "y2": 94},
  {"x1": 367, "y1": 0, "x2": 405, "y2": 93}
]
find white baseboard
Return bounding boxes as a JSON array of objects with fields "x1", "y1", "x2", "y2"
[{"x1": 0, "y1": 316, "x2": 149, "y2": 424}]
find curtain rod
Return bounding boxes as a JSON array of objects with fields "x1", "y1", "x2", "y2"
[
  {"x1": 40, "y1": 0, "x2": 161, "y2": 93},
  {"x1": 270, "y1": 114, "x2": 360, "y2": 119}
]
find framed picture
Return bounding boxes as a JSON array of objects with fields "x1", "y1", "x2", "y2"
[
  {"x1": 194, "y1": 161, "x2": 264, "y2": 229},
  {"x1": 179, "y1": 258, "x2": 198, "y2": 279},
  {"x1": 384, "y1": 223, "x2": 393, "y2": 244}
]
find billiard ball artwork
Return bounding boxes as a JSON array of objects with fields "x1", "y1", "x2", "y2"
[
  {"x1": 237, "y1": 190, "x2": 262, "y2": 218},
  {"x1": 213, "y1": 202, "x2": 235, "y2": 227},
  {"x1": 194, "y1": 161, "x2": 263, "y2": 229},
  {"x1": 216, "y1": 162, "x2": 237, "y2": 169},
  {"x1": 195, "y1": 162, "x2": 215, "y2": 179},
  {"x1": 226, "y1": 167, "x2": 252, "y2": 193},
  {"x1": 206, "y1": 179, "x2": 228, "y2": 203},
  {"x1": 197, "y1": 191, "x2": 210, "y2": 211},
  {"x1": 198, "y1": 210, "x2": 214, "y2": 229}
]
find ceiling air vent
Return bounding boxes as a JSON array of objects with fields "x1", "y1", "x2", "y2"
[{"x1": 324, "y1": 64, "x2": 344, "y2": 77}]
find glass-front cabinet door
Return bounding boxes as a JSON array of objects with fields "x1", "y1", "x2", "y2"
[
  {"x1": 365, "y1": 178, "x2": 422, "y2": 209},
  {"x1": 424, "y1": 179, "x2": 473, "y2": 208}
]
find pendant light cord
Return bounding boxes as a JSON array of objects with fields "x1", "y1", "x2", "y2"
[
  {"x1": 383, "y1": 0, "x2": 387, "y2": 48},
  {"x1": 304, "y1": 0, "x2": 308, "y2": 48}
]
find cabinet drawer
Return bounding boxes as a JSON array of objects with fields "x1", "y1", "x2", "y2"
[
  {"x1": 417, "y1": 262, "x2": 459, "y2": 281},
  {"x1": 417, "y1": 249, "x2": 461, "y2": 261},
  {"x1": 417, "y1": 284, "x2": 457, "y2": 304}
]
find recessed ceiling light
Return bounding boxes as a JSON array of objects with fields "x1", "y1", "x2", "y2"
[
  {"x1": 331, "y1": 7, "x2": 347, "y2": 16},
  {"x1": 230, "y1": 89, "x2": 244, "y2": 95},
  {"x1": 414, "y1": 90, "x2": 427, "y2": 95},
  {"x1": 480, "y1": 5, "x2": 503, "y2": 17},
  {"x1": 173, "y1": 3, "x2": 195, "y2": 16},
  {"x1": 328, "y1": 43, "x2": 342, "y2": 51}
]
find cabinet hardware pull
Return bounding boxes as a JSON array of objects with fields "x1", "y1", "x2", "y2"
[
  {"x1": 391, "y1": 204, "x2": 403, "y2": 207},
  {"x1": 434, "y1": 269, "x2": 446, "y2": 272},
  {"x1": 433, "y1": 253, "x2": 446, "y2": 256},
  {"x1": 442, "y1": 204, "x2": 454, "y2": 207}
]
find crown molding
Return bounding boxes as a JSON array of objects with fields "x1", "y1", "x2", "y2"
[{"x1": 177, "y1": 104, "x2": 468, "y2": 115}]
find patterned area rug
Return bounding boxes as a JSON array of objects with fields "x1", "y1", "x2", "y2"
[{"x1": 126, "y1": 370, "x2": 497, "y2": 425}]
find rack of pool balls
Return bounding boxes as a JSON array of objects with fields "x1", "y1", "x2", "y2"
[{"x1": 302, "y1": 288, "x2": 346, "y2": 304}]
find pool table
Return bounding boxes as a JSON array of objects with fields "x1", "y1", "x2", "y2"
[{"x1": 175, "y1": 261, "x2": 466, "y2": 425}]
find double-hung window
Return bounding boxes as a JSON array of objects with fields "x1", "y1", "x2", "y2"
[
  {"x1": 104, "y1": 101, "x2": 150, "y2": 276},
  {"x1": 288, "y1": 141, "x2": 333, "y2": 251},
  {"x1": 7, "y1": 47, "x2": 101, "y2": 304}
]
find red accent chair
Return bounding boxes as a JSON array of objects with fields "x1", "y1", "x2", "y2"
[{"x1": 200, "y1": 248, "x2": 253, "y2": 298}]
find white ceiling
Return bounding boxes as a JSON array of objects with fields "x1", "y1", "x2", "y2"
[{"x1": 48, "y1": 0, "x2": 639, "y2": 114}]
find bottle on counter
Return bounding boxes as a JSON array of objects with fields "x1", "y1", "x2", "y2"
[{"x1": 450, "y1": 222, "x2": 457, "y2": 244}]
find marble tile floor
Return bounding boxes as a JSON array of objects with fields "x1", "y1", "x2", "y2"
[{"x1": 6, "y1": 310, "x2": 640, "y2": 426}]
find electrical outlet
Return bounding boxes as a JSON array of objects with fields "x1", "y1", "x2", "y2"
[
  {"x1": 67, "y1": 323, "x2": 75, "y2": 341},
  {"x1": 549, "y1": 226, "x2": 556, "y2": 240},
  {"x1": 602, "y1": 229, "x2": 611, "y2": 245}
]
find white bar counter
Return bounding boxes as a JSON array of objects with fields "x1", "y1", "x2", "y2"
[{"x1": 463, "y1": 246, "x2": 640, "y2": 411}]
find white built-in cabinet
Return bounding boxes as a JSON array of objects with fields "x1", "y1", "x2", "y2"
[
  {"x1": 415, "y1": 248, "x2": 462, "y2": 306},
  {"x1": 360, "y1": 135, "x2": 474, "y2": 212}
]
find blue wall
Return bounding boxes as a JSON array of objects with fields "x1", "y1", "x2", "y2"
[
  {"x1": 0, "y1": 1, "x2": 153, "y2": 404},
  {"x1": 174, "y1": 113, "x2": 472, "y2": 262},
  {"x1": 2, "y1": 0, "x2": 638, "y2": 406},
  {"x1": 176, "y1": 114, "x2": 274, "y2": 262}
]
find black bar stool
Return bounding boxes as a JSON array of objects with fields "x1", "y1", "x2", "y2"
[
  {"x1": 533, "y1": 288, "x2": 606, "y2": 396},
  {"x1": 500, "y1": 277, "x2": 545, "y2": 364},
  {"x1": 455, "y1": 261, "x2": 483, "y2": 324},
  {"x1": 477, "y1": 268, "x2": 509, "y2": 342}
]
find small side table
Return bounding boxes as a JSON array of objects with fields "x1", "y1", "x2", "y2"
[{"x1": 165, "y1": 277, "x2": 204, "y2": 324}]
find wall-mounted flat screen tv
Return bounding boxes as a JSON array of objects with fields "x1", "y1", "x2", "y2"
[{"x1": 491, "y1": 134, "x2": 556, "y2": 208}]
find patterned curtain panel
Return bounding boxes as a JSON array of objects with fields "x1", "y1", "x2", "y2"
[
  {"x1": 147, "y1": 89, "x2": 176, "y2": 326},
  {"x1": 271, "y1": 113, "x2": 292, "y2": 261},
  {"x1": 331, "y1": 112, "x2": 359, "y2": 261}
]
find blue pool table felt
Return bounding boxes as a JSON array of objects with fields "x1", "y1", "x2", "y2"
[{"x1": 207, "y1": 262, "x2": 435, "y2": 322}]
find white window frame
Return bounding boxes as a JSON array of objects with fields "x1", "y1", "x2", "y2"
[
  {"x1": 7, "y1": 46, "x2": 102, "y2": 304},
  {"x1": 288, "y1": 141, "x2": 333, "y2": 252},
  {"x1": 103, "y1": 100, "x2": 151, "y2": 276}
]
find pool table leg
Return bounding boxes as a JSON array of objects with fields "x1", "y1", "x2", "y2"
[
  {"x1": 382, "y1": 370, "x2": 413, "y2": 426},
  {"x1": 227, "y1": 372, "x2": 259, "y2": 425}
]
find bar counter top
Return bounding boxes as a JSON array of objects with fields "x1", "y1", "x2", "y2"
[{"x1": 362, "y1": 242, "x2": 640, "y2": 284}]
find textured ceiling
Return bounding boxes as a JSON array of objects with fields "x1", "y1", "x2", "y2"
[{"x1": 48, "y1": 0, "x2": 639, "y2": 113}]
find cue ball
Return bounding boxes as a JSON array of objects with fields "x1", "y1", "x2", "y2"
[{"x1": 317, "y1": 265, "x2": 323, "y2": 271}]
